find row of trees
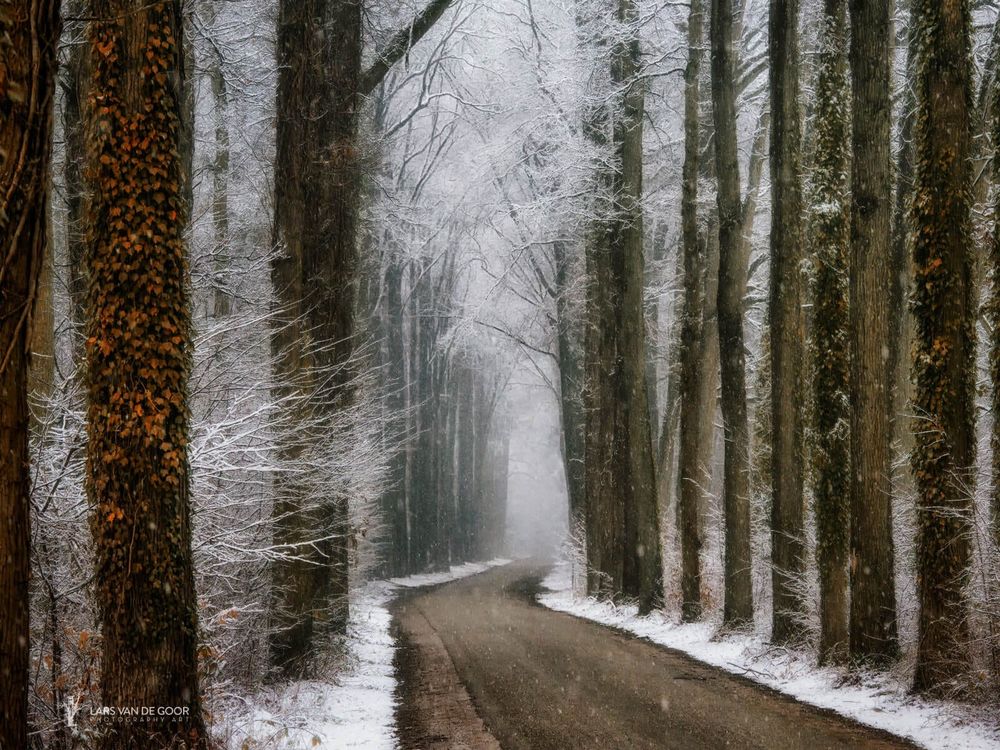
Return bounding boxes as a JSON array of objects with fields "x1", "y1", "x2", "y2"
[
  {"x1": 5, "y1": 0, "x2": 1000, "y2": 745},
  {"x1": 502, "y1": 0, "x2": 999, "y2": 702},
  {"x1": 2, "y1": 0, "x2": 520, "y2": 747}
]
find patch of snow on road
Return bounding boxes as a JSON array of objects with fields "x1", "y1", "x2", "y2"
[
  {"x1": 538, "y1": 560, "x2": 1000, "y2": 750},
  {"x1": 389, "y1": 558, "x2": 513, "y2": 589},
  {"x1": 217, "y1": 558, "x2": 512, "y2": 749}
]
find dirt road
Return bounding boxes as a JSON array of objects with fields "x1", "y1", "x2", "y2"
[{"x1": 393, "y1": 559, "x2": 918, "y2": 750}]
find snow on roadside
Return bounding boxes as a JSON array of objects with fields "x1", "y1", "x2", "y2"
[
  {"x1": 538, "y1": 560, "x2": 1000, "y2": 750},
  {"x1": 216, "y1": 558, "x2": 513, "y2": 749}
]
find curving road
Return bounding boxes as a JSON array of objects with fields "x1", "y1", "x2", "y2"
[{"x1": 393, "y1": 559, "x2": 918, "y2": 750}]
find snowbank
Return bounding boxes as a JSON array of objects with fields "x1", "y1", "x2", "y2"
[
  {"x1": 216, "y1": 558, "x2": 512, "y2": 749},
  {"x1": 538, "y1": 560, "x2": 1000, "y2": 750}
]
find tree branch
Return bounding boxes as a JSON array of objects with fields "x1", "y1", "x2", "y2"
[{"x1": 360, "y1": 0, "x2": 457, "y2": 97}]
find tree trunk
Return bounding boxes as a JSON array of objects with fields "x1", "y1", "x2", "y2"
[
  {"x1": 910, "y1": 0, "x2": 975, "y2": 695},
  {"x1": 678, "y1": 0, "x2": 706, "y2": 621},
  {"x1": 269, "y1": 0, "x2": 456, "y2": 671},
  {"x1": 413, "y1": 266, "x2": 441, "y2": 569},
  {"x1": 85, "y1": 2, "x2": 207, "y2": 746},
  {"x1": 207, "y1": 3, "x2": 231, "y2": 319},
  {"x1": 62, "y1": 0, "x2": 89, "y2": 340},
  {"x1": 890, "y1": 6, "x2": 917, "y2": 495},
  {"x1": 382, "y1": 255, "x2": 408, "y2": 575},
  {"x1": 711, "y1": 0, "x2": 754, "y2": 628},
  {"x1": 810, "y1": 0, "x2": 851, "y2": 666},
  {"x1": 848, "y1": 0, "x2": 899, "y2": 666},
  {"x1": 434, "y1": 360, "x2": 455, "y2": 569},
  {"x1": 0, "y1": 4, "x2": 61, "y2": 748},
  {"x1": 768, "y1": 0, "x2": 806, "y2": 644},
  {"x1": 583, "y1": 0, "x2": 661, "y2": 613},
  {"x1": 554, "y1": 240, "x2": 586, "y2": 534},
  {"x1": 992, "y1": 73, "x2": 1000, "y2": 547},
  {"x1": 456, "y1": 363, "x2": 476, "y2": 563},
  {"x1": 645, "y1": 230, "x2": 666, "y2": 447},
  {"x1": 268, "y1": 0, "x2": 362, "y2": 674}
]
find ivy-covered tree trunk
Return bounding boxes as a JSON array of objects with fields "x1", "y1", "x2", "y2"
[
  {"x1": 710, "y1": 0, "x2": 753, "y2": 629},
  {"x1": 769, "y1": 0, "x2": 807, "y2": 644},
  {"x1": 678, "y1": 0, "x2": 706, "y2": 621},
  {"x1": 848, "y1": 0, "x2": 898, "y2": 666},
  {"x1": 0, "y1": 4, "x2": 60, "y2": 748},
  {"x1": 809, "y1": 0, "x2": 850, "y2": 666},
  {"x1": 910, "y1": 0, "x2": 975, "y2": 695},
  {"x1": 84, "y1": 2, "x2": 207, "y2": 746}
]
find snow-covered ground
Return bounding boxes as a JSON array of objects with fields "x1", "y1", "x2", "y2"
[
  {"x1": 539, "y1": 560, "x2": 1000, "y2": 750},
  {"x1": 215, "y1": 559, "x2": 512, "y2": 749}
]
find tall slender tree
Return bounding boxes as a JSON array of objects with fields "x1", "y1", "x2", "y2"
[
  {"x1": 269, "y1": 0, "x2": 456, "y2": 675},
  {"x1": 890, "y1": 4, "x2": 917, "y2": 477},
  {"x1": 85, "y1": 1, "x2": 206, "y2": 746},
  {"x1": 989, "y1": 23, "x2": 1000, "y2": 551},
  {"x1": 711, "y1": 0, "x2": 753, "y2": 628},
  {"x1": 992, "y1": 82, "x2": 1000, "y2": 549},
  {"x1": 810, "y1": 0, "x2": 851, "y2": 665},
  {"x1": 554, "y1": 239, "x2": 586, "y2": 534},
  {"x1": 910, "y1": 0, "x2": 975, "y2": 695},
  {"x1": 62, "y1": 0, "x2": 89, "y2": 331},
  {"x1": 769, "y1": 0, "x2": 807, "y2": 644},
  {"x1": 848, "y1": 0, "x2": 898, "y2": 665},
  {"x1": 583, "y1": 0, "x2": 661, "y2": 612},
  {"x1": 0, "y1": 3, "x2": 61, "y2": 748},
  {"x1": 678, "y1": 0, "x2": 706, "y2": 621}
]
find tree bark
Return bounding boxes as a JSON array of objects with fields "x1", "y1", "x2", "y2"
[
  {"x1": 382, "y1": 254, "x2": 408, "y2": 575},
  {"x1": 810, "y1": 0, "x2": 851, "y2": 666},
  {"x1": 848, "y1": 0, "x2": 899, "y2": 666},
  {"x1": 268, "y1": 0, "x2": 360, "y2": 675},
  {"x1": 678, "y1": 0, "x2": 706, "y2": 621},
  {"x1": 583, "y1": 0, "x2": 661, "y2": 613},
  {"x1": 992, "y1": 74, "x2": 1000, "y2": 549},
  {"x1": 554, "y1": 240, "x2": 586, "y2": 534},
  {"x1": 0, "y1": 3, "x2": 61, "y2": 748},
  {"x1": 269, "y1": 0, "x2": 457, "y2": 672},
  {"x1": 910, "y1": 0, "x2": 975, "y2": 695},
  {"x1": 711, "y1": 0, "x2": 754, "y2": 628},
  {"x1": 85, "y1": 1, "x2": 207, "y2": 746},
  {"x1": 890, "y1": 5, "x2": 917, "y2": 492},
  {"x1": 768, "y1": 0, "x2": 806, "y2": 644},
  {"x1": 206, "y1": 3, "x2": 230, "y2": 319},
  {"x1": 62, "y1": 0, "x2": 89, "y2": 341}
]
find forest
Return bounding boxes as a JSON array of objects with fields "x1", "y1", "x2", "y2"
[{"x1": 2, "y1": 0, "x2": 1000, "y2": 748}]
